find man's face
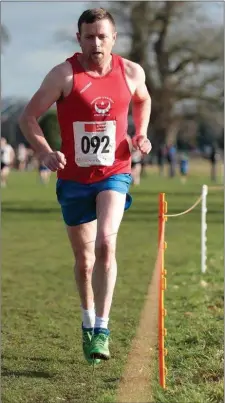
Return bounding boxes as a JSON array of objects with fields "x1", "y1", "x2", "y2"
[{"x1": 77, "y1": 19, "x2": 117, "y2": 65}]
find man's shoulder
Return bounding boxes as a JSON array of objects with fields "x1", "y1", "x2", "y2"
[
  {"x1": 51, "y1": 60, "x2": 73, "y2": 78},
  {"x1": 38, "y1": 58, "x2": 74, "y2": 98},
  {"x1": 120, "y1": 57, "x2": 145, "y2": 79}
]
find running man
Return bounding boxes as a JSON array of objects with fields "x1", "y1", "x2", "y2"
[{"x1": 19, "y1": 8, "x2": 152, "y2": 364}]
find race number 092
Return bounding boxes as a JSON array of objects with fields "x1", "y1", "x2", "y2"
[{"x1": 81, "y1": 135, "x2": 110, "y2": 154}]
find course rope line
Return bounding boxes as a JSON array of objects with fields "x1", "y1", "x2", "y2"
[
  {"x1": 158, "y1": 195, "x2": 167, "y2": 389},
  {"x1": 165, "y1": 194, "x2": 202, "y2": 218}
]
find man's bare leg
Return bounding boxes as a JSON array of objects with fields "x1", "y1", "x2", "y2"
[
  {"x1": 67, "y1": 220, "x2": 99, "y2": 363},
  {"x1": 67, "y1": 220, "x2": 97, "y2": 320},
  {"x1": 92, "y1": 190, "x2": 126, "y2": 326},
  {"x1": 90, "y1": 190, "x2": 126, "y2": 359}
]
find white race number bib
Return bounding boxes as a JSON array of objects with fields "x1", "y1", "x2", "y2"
[{"x1": 73, "y1": 121, "x2": 116, "y2": 167}]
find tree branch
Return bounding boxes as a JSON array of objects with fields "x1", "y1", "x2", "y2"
[
  {"x1": 175, "y1": 89, "x2": 223, "y2": 105},
  {"x1": 154, "y1": 3, "x2": 177, "y2": 82},
  {"x1": 170, "y1": 58, "x2": 193, "y2": 74},
  {"x1": 169, "y1": 53, "x2": 222, "y2": 75}
]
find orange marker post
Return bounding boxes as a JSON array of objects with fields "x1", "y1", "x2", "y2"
[{"x1": 158, "y1": 193, "x2": 167, "y2": 388}]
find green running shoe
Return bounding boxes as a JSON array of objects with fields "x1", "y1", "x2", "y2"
[
  {"x1": 90, "y1": 329, "x2": 110, "y2": 360},
  {"x1": 82, "y1": 328, "x2": 100, "y2": 365}
]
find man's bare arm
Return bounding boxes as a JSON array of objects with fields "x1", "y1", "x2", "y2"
[
  {"x1": 130, "y1": 64, "x2": 151, "y2": 154},
  {"x1": 132, "y1": 64, "x2": 151, "y2": 138},
  {"x1": 18, "y1": 65, "x2": 66, "y2": 167}
]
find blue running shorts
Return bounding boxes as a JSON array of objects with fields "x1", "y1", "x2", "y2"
[{"x1": 56, "y1": 173, "x2": 132, "y2": 226}]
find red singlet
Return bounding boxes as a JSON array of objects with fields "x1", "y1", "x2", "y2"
[{"x1": 56, "y1": 53, "x2": 132, "y2": 183}]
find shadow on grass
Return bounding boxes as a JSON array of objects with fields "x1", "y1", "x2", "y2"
[
  {"x1": 2, "y1": 200, "x2": 60, "y2": 214},
  {"x1": 2, "y1": 354, "x2": 74, "y2": 365},
  {"x1": 2, "y1": 207, "x2": 60, "y2": 214},
  {"x1": 1, "y1": 367, "x2": 54, "y2": 379},
  {"x1": 103, "y1": 376, "x2": 120, "y2": 383}
]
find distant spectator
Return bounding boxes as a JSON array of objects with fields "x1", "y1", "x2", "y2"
[
  {"x1": 1, "y1": 137, "x2": 15, "y2": 187},
  {"x1": 26, "y1": 148, "x2": 36, "y2": 171},
  {"x1": 17, "y1": 143, "x2": 28, "y2": 171},
  {"x1": 179, "y1": 152, "x2": 189, "y2": 184},
  {"x1": 131, "y1": 149, "x2": 142, "y2": 185},
  {"x1": 38, "y1": 161, "x2": 51, "y2": 185},
  {"x1": 210, "y1": 144, "x2": 219, "y2": 182},
  {"x1": 166, "y1": 144, "x2": 177, "y2": 177}
]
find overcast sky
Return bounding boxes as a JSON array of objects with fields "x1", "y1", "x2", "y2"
[
  {"x1": 2, "y1": 1, "x2": 223, "y2": 100},
  {"x1": 2, "y1": 1, "x2": 98, "y2": 99}
]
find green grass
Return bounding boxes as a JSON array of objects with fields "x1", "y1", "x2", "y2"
[{"x1": 2, "y1": 170, "x2": 223, "y2": 403}]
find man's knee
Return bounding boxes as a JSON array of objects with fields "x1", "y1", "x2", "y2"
[
  {"x1": 75, "y1": 251, "x2": 95, "y2": 278},
  {"x1": 95, "y1": 237, "x2": 116, "y2": 268}
]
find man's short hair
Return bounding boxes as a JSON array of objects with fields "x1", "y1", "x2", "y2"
[{"x1": 78, "y1": 8, "x2": 116, "y2": 33}]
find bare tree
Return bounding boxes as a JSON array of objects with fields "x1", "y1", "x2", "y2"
[{"x1": 104, "y1": 1, "x2": 223, "y2": 145}]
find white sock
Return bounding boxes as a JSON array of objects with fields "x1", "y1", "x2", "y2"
[
  {"x1": 81, "y1": 306, "x2": 95, "y2": 329},
  {"x1": 94, "y1": 316, "x2": 109, "y2": 329}
]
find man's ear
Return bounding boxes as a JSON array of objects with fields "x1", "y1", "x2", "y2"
[
  {"x1": 112, "y1": 31, "x2": 117, "y2": 47},
  {"x1": 76, "y1": 32, "x2": 81, "y2": 46}
]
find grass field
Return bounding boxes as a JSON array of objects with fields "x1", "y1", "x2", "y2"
[{"x1": 2, "y1": 168, "x2": 224, "y2": 403}]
